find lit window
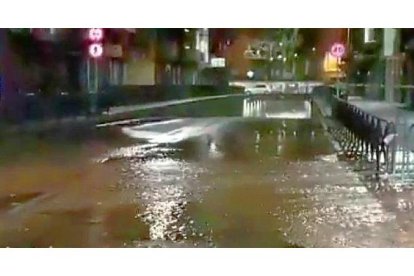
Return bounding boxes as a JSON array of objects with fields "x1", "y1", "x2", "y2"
[{"x1": 364, "y1": 28, "x2": 375, "y2": 43}]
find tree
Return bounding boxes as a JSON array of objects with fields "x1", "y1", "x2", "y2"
[
  {"x1": 274, "y1": 29, "x2": 299, "y2": 60},
  {"x1": 259, "y1": 29, "x2": 300, "y2": 79},
  {"x1": 262, "y1": 29, "x2": 298, "y2": 57}
]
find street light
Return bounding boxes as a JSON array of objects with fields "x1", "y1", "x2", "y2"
[
  {"x1": 312, "y1": 47, "x2": 316, "y2": 52},
  {"x1": 293, "y1": 53, "x2": 298, "y2": 79},
  {"x1": 247, "y1": 70, "x2": 254, "y2": 79}
]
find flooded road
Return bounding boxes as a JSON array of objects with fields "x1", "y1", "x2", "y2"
[{"x1": 1, "y1": 95, "x2": 414, "y2": 247}]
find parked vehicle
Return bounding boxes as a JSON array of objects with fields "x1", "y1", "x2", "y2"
[{"x1": 245, "y1": 84, "x2": 271, "y2": 95}]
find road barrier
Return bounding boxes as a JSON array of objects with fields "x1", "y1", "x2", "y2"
[
  {"x1": 4, "y1": 85, "x2": 244, "y2": 124},
  {"x1": 230, "y1": 81, "x2": 323, "y2": 94}
]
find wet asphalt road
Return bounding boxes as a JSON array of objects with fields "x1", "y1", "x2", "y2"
[{"x1": 1, "y1": 95, "x2": 414, "y2": 247}]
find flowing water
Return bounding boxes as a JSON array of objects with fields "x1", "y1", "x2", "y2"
[{"x1": 1, "y1": 96, "x2": 414, "y2": 247}]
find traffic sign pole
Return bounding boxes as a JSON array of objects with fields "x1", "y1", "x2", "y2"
[
  {"x1": 336, "y1": 57, "x2": 340, "y2": 97},
  {"x1": 90, "y1": 58, "x2": 99, "y2": 114},
  {"x1": 87, "y1": 29, "x2": 104, "y2": 114},
  {"x1": 330, "y1": 42, "x2": 346, "y2": 99}
]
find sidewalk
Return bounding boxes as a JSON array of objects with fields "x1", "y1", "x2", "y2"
[{"x1": 347, "y1": 96, "x2": 414, "y2": 151}]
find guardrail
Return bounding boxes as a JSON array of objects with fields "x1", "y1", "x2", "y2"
[
  {"x1": 331, "y1": 96, "x2": 397, "y2": 174},
  {"x1": 229, "y1": 81, "x2": 323, "y2": 94}
]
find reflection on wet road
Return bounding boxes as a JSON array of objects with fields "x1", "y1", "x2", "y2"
[{"x1": 1, "y1": 95, "x2": 414, "y2": 247}]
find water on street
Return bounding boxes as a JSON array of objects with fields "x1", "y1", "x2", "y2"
[{"x1": 1, "y1": 95, "x2": 414, "y2": 247}]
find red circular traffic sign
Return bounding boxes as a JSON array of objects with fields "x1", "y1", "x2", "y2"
[
  {"x1": 89, "y1": 43, "x2": 103, "y2": 58},
  {"x1": 88, "y1": 28, "x2": 103, "y2": 41},
  {"x1": 330, "y1": 43, "x2": 346, "y2": 58}
]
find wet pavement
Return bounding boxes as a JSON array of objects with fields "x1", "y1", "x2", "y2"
[{"x1": 1, "y1": 95, "x2": 414, "y2": 247}]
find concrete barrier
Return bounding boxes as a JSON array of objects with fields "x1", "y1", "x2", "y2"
[{"x1": 2, "y1": 85, "x2": 244, "y2": 124}]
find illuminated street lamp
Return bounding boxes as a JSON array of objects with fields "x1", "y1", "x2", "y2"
[
  {"x1": 247, "y1": 70, "x2": 254, "y2": 79},
  {"x1": 293, "y1": 53, "x2": 298, "y2": 79}
]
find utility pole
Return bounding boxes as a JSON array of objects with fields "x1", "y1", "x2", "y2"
[
  {"x1": 345, "y1": 28, "x2": 351, "y2": 86},
  {"x1": 384, "y1": 28, "x2": 399, "y2": 103}
]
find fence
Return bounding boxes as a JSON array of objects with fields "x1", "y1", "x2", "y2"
[
  {"x1": 326, "y1": 83, "x2": 414, "y2": 182},
  {"x1": 331, "y1": 96, "x2": 397, "y2": 174},
  {"x1": 386, "y1": 112, "x2": 414, "y2": 182}
]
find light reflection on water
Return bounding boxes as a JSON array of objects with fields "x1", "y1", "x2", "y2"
[
  {"x1": 242, "y1": 98, "x2": 312, "y2": 119},
  {"x1": 137, "y1": 158, "x2": 187, "y2": 241},
  {"x1": 111, "y1": 151, "x2": 207, "y2": 244},
  {"x1": 95, "y1": 116, "x2": 414, "y2": 247},
  {"x1": 5, "y1": 97, "x2": 414, "y2": 247}
]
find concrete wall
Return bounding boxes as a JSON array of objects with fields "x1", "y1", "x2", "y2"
[{"x1": 124, "y1": 59, "x2": 156, "y2": 85}]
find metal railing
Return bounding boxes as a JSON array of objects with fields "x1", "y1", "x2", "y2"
[
  {"x1": 229, "y1": 81, "x2": 323, "y2": 94},
  {"x1": 389, "y1": 114, "x2": 414, "y2": 182},
  {"x1": 331, "y1": 96, "x2": 397, "y2": 174},
  {"x1": 322, "y1": 83, "x2": 414, "y2": 182}
]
